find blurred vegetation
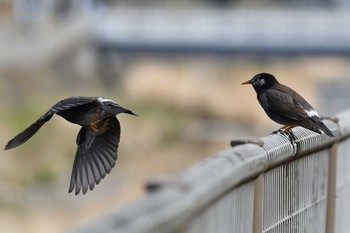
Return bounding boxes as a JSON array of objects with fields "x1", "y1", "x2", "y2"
[
  {"x1": 134, "y1": 102, "x2": 186, "y2": 145},
  {"x1": 4, "y1": 101, "x2": 43, "y2": 131}
]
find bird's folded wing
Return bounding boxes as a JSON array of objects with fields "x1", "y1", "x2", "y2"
[
  {"x1": 262, "y1": 89, "x2": 309, "y2": 121},
  {"x1": 69, "y1": 117, "x2": 121, "y2": 195}
]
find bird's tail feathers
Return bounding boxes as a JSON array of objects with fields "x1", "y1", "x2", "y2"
[
  {"x1": 4, "y1": 119, "x2": 48, "y2": 150},
  {"x1": 309, "y1": 117, "x2": 335, "y2": 137}
]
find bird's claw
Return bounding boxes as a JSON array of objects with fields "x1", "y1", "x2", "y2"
[
  {"x1": 90, "y1": 121, "x2": 100, "y2": 132},
  {"x1": 284, "y1": 130, "x2": 296, "y2": 141},
  {"x1": 271, "y1": 129, "x2": 284, "y2": 135},
  {"x1": 90, "y1": 109, "x2": 101, "y2": 132},
  {"x1": 271, "y1": 129, "x2": 296, "y2": 142},
  {"x1": 99, "y1": 118, "x2": 110, "y2": 133}
]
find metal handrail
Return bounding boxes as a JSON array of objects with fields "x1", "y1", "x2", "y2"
[{"x1": 69, "y1": 109, "x2": 350, "y2": 233}]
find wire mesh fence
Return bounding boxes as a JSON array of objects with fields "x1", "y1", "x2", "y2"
[{"x1": 69, "y1": 109, "x2": 350, "y2": 233}]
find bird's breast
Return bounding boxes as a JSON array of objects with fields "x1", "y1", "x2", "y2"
[{"x1": 257, "y1": 94, "x2": 270, "y2": 110}]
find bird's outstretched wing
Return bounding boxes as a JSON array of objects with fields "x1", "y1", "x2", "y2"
[
  {"x1": 69, "y1": 117, "x2": 120, "y2": 195},
  {"x1": 5, "y1": 97, "x2": 97, "y2": 150}
]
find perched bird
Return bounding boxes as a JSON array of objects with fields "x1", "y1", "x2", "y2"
[
  {"x1": 5, "y1": 96, "x2": 137, "y2": 195},
  {"x1": 241, "y1": 73, "x2": 334, "y2": 137}
]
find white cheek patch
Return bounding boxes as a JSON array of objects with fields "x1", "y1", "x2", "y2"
[
  {"x1": 258, "y1": 79, "x2": 266, "y2": 86},
  {"x1": 305, "y1": 109, "x2": 320, "y2": 118}
]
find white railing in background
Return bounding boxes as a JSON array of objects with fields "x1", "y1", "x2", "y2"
[
  {"x1": 94, "y1": 8, "x2": 350, "y2": 55},
  {"x1": 69, "y1": 109, "x2": 350, "y2": 233}
]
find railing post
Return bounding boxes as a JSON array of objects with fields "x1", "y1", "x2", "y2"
[
  {"x1": 253, "y1": 174, "x2": 264, "y2": 233},
  {"x1": 326, "y1": 144, "x2": 337, "y2": 233}
]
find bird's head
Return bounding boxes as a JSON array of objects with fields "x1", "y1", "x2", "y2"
[
  {"x1": 97, "y1": 97, "x2": 138, "y2": 116},
  {"x1": 242, "y1": 73, "x2": 278, "y2": 92}
]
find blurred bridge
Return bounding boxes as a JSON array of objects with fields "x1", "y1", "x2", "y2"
[
  {"x1": 69, "y1": 109, "x2": 350, "y2": 233},
  {"x1": 3, "y1": 6, "x2": 350, "y2": 71},
  {"x1": 94, "y1": 7, "x2": 350, "y2": 56}
]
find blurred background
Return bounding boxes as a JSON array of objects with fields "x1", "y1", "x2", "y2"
[{"x1": 1, "y1": 0, "x2": 350, "y2": 232}]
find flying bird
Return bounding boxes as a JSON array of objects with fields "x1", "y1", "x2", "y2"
[
  {"x1": 5, "y1": 96, "x2": 137, "y2": 195},
  {"x1": 241, "y1": 73, "x2": 334, "y2": 137}
]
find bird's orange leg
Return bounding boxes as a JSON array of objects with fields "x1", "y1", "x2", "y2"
[
  {"x1": 90, "y1": 109, "x2": 101, "y2": 131},
  {"x1": 279, "y1": 123, "x2": 297, "y2": 142},
  {"x1": 272, "y1": 123, "x2": 297, "y2": 142},
  {"x1": 99, "y1": 117, "x2": 111, "y2": 133},
  {"x1": 279, "y1": 123, "x2": 296, "y2": 132}
]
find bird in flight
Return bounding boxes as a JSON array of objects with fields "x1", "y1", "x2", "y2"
[
  {"x1": 241, "y1": 73, "x2": 334, "y2": 138},
  {"x1": 5, "y1": 96, "x2": 137, "y2": 195}
]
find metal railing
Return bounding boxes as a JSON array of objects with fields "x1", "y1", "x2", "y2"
[{"x1": 69, "y1": 108, "x2": 350, "y2": 233}]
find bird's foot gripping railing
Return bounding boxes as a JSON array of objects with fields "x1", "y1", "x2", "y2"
[{"x1": 70, "y1": 109, "x2": 350, "y2": 233}]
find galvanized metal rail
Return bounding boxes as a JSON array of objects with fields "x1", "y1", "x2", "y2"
[{"x1": 69, "y1": 109, "x2": 350, "y2": 233}]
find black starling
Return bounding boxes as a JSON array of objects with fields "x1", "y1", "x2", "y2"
[
  {"x1": 242, "y1": 73, "x2": 334, "y2": 137},
  {"x1": 5, "y1": 96, "x2": 137, "y2": 195}
]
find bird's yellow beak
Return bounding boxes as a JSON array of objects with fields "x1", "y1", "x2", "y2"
[{"x1": 241, "y1": 80, "x2": 251, "y2": 85}]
